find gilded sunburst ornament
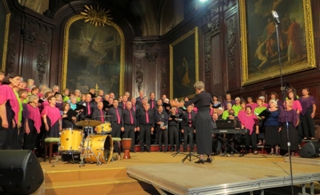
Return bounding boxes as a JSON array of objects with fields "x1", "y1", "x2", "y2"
[{"x1": 80, "y1": 5, "x2": 113, "y2": 27}]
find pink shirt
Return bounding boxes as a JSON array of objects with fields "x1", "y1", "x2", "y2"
[
  {"x1": 241, "y1": 114, "x2": 258, "y2": 135},
  {"x1": 27, "y1": 104, "x2": 41, "y2": 133},
  {"x1": 0, "y1": 85, "x2": 20, "y2": 123},
  {"x1": 292, "y1": 100, "x2": 302, "y2": 113},
  {"x1": 41, "y1": 106, "x2": 61, "y2": 127},
  {"x1": 237, "y1": 110, "x2": 246, "y2": 122}
]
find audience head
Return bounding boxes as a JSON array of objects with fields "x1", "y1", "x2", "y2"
[
  {"x1": 2, "y1": 73, "x2": 21, "y2": 87},
  {"x1": 94, "y1": 95, "x2": 102, "y2": 103},
  {"x1": 126, "y1": 101, "x2": 132, "y2": 109},
  {"x1": 97, "y1": 101, "x2": 103, "y2": 109},
  {"x1": 52, "y1": 85, "x2": 60, "y2": 93},
  {"x1": 31, "y1": 87, "x2": 39, "y2": 95},
  {"x1": 18, "y1": 89, "x2": 28, "y2": 99},
  {"x1": 113, "y1": 99, "x2": 119, "y2": 107},
  {"x1": 270, "y1": 92, "x2": 278, "y2": 100},
  {"x1": 28, "y1": 94, "x2": 39, "y2": 104},
  {"x1": 193, "y1": 81, "x2": 204, "y2": 93},
  {"x1": 269, "y1": 99, "x2": 277, "y2": 108},
  {"x1": 62, "y1": 102, "x2": 70, "y2": 111}
]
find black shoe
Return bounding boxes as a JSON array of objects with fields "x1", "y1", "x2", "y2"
[
  {"x1": 170, "y1": 149, "x2": 175, "y2": 152},
  {"x1": 205, "y1": 158, "x2": 212, "y2": 163},
  {"x1": 140, "y1": 150, "x2": 145, "y2": 153},
  {"x1": 159, "y1": 150, "x2": 163, "y2": 152},
  {"x1": 195, "y1": 159, "x2": 205, "y2": 164},
  {"x1": 130, "y1": 150, "x2": 136, "y2": 153}
]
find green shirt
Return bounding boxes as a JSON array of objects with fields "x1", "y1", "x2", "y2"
[
  {"x1": 254, "y1": 106, "x2": 266, "y2": 119},
  {"x1": 14, "y1": 91, "x2": 23, "y2": 125},
  {"x1": 222, "y1": 110, "x2": 229, "y2": 120},
  {"x1": 232, "y1": 105, "x2": 242, "y2": 116}
]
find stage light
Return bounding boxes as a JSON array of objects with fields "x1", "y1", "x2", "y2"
[{"x1": 199, "y1": 0, "x2": 208, "y2": 2}]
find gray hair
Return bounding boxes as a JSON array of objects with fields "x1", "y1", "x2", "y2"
[
  {"x1": 52, "y1": 85, "x2": 59, "y2": 90},
  {"x1": 193, "y1": 81, "x2": 204, "y2": 90},
  {"x1": 28, "y1": 95, "x2": 39, "y2": 103}
]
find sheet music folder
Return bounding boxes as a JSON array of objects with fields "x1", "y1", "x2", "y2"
[{"x1": 258, "y1": 110, "x2": 271, "y2": 118}]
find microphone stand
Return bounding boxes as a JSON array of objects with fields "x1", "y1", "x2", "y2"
[{"x1": 275, "y1": 20, "x2": 294, "y2": 195}]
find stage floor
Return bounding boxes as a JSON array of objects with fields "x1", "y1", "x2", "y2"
[
  {"x1": 40, "y1": 152, "x2": 320, "y2": 195},
  {"x1": 125, "y1": 153, "x2": 320, "y2": 195}
]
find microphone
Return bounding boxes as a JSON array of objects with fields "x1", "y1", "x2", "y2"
[{"x1": 271, "y1": 10, "x2": 280, "y2": 24}]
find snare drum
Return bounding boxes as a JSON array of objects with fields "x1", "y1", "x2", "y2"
[
  {"x1": 83, "y1": 134, "x2": 113, "y2": 163},
  {"x1": 95, "y1": 122, "x2": 112, "y2": 134},
  {"x1": 59, "y1": 128, "x2": 83, "y2": 153}
]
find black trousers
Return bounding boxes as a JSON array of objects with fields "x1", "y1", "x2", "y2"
[
  {"x1": 24, "y1": 121, "x2": 38, "y2": 150},
  {"x1": 139, "y1": 124, "x2": 152, "y2": 151},
  {"x1": 245, "y1": 130, "x2": 257, "y2": 151},
  {"x1": 169, "y1": 125, "x2": 179, "y2": 150},
  {"x1": 111, "y1": 122, "x2": 121, "y2": 151},
  {"x1": 301, "y1": 109, "x2": 315, "y2": 138},
  {"x1": 123, "y1": 125, "x2": 135, "y2": 151},
  {"x1": 182, "y1": 126, "x2": 194, "y2": 151},
  {"x1": 111, "y1": 122, "x2": 121, "y2": 138},
  {"x1": 154, "y1": 125, "x2": 159, "y2": 144},
  {"x1": 158, "y1": 125, "x2": 168, "y2": 151}
]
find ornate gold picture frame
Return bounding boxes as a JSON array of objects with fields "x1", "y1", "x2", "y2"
[
  {"x1": 62, "y1": 14, "x2": 125, "y2": 96},
  {"x1": 239, "y1": 0, "x2": 315, "y2": 85},
  {"x1": 170, "y1": 27, "x2": 199, "y2": 99},
  {"x1": 0, "y1": 0, "x2": 10, "y2": 71}
]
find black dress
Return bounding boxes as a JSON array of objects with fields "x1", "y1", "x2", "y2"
[{"x1": 185, "y1": 91, "x2": 213, "y2": 154}]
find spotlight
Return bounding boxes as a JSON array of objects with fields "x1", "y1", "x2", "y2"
[{"x1": 199, "y1": 0, "x2": 208, "y2": 2}]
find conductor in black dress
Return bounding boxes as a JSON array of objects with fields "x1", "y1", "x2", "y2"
[{"x1": 171, "y1": 81, "x2": 214, "y2": 164}]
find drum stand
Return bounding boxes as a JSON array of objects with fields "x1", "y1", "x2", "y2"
[
  {"x1": 181, "y1": 152, "x2": 199, "y2": 163},
  {"x1": 52, "y1": 143, "x2": 61, "y2": 167}
]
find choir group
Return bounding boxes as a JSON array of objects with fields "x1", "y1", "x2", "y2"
[{"x1": 0, "y1": 71, "x2": 317, "y2": 158}]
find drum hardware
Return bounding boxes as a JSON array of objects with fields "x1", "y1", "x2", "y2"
[
  {"x1": 52, "y1": 128, "x2": 84, "y2": 167},
  {"x1": 75, "y1": 120, "x2": 103, "y2": 127}
]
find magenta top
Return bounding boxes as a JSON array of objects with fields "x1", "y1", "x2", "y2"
[
  {"x1": 237, "y1": 110, "x2": 246, "y2": 122},
  {"x1": 41, "y1": 105, "x2": 61, "y2": 127},
  {"x1": 292, "y1": 100, "x2": 302, "y2": 113},
  {"x1": 193, "y1": 107, "x2": 198, "y2": 113},
  {"x1": 241, "y1": 114, "x2": 258, "y2": 135},
  {"x1": 263, "y1": 103, "x2": 268, "y2": 107},
  {"x1": 0, "y1": 85, "x2": 20, "y2": 123},
  {"x1": 27, "y1": 104, "x2": 41, "y2": 133},
  {"x1": 246, "y1": 103, "x2": 257, "y2": 111},
  {"x1": 42, "y1": 101, "x2": 49, "y2": 107},
  {"x1": 38, "y1": 93, "x2": 44, "y2": 98}
]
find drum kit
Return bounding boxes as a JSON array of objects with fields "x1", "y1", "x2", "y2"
[{"x1": 52, "y1": 120, "x2": 114, "y2": 167}]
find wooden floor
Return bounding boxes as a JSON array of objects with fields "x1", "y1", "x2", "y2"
[{"x1": 40, "y1": 152, "x2": 320, "y2": 195}]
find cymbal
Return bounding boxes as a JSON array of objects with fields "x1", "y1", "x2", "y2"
[{"x1": 75, "y1": 120, "x2": 103, "y2": 127}]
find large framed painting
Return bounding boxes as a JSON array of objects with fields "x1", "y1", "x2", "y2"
[
  {"x1": 170, "y1": 27, "x2": 199, "y2": 99},
  {"x1": 239, "y1": 0, "x2": 315, "y2": 85},
  {"x1": 62, "y1": 15, "x2": 125, "y2": 97},
  {"x1": 0, "y1": 0, "x2": 10, "y2": 71}
]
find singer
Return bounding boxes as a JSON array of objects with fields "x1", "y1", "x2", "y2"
[{"x1": 170, "y1": 81, "x2": 214, "y2": 164}]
